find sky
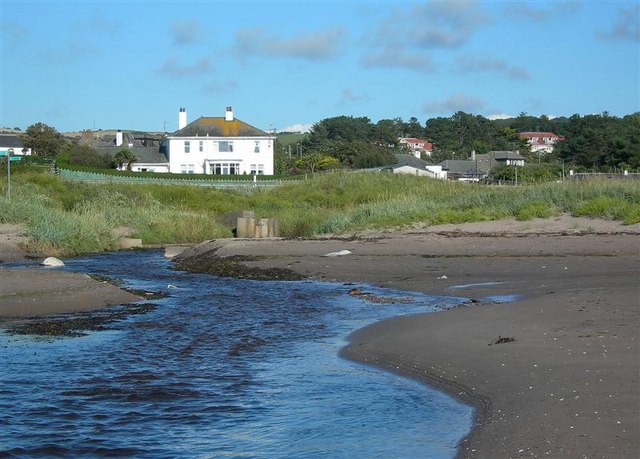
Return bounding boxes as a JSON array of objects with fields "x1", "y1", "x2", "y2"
[{"x1": 1, "y1": 1, "x2": 639, "y2": 134}]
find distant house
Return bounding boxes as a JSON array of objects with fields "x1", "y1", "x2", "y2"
[
  {"x1": 0, "y1": 134, "x2": 31, "y2": 156},
  {"x1": 439, "y1": 159, "x2": 487, "y2": 182},
  {"x1": 519, "y1": 132, "x2": 564, "y2": 154},
  {"x1": 474, "y1": 151, "x2": 526, "y2": 171},
  {"x1": 381, "y1": 154, "x2": 446, "y2": 179},
  {"x1": 163, "y1": 107, "x2": 275, "y2": 175},
  {"x1": 84, "y1": 130, "x2": 170, "y2": 173},
  {"x1": 398, "y1": 137, "x2": 433, "y2": 158}
]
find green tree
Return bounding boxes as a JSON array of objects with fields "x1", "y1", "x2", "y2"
[
  {"x1": 21, "y1": 122, "x2": 66, "y2": 156},
  {"x1": 114, "y1": 148, "x2": 137, "y2": 170},
  {"x1": 65, "y1": 144, "x2": 112, "y2": 168}
]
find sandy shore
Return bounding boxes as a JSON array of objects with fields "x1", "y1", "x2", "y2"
[
  {"x1": 175, "y1": 215, "x2": 639, "y2": 459},
  {"x1": 0, "y1": 224, "x2": 142, "y2": 318},
  {"x1": 1, "y1": 216, "x2": 639, "y2": 457}
]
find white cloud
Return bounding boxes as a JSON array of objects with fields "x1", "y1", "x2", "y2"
[
  {"x1": 341, "y1": 88, "x2": 370, "y2": 103},
  {"x1": 374, "y1": 1, "x2": 492, "y2": 50},
  {"x1": 170, "y1": 20, "x2": 201, "y2": 46},
  {"x1": 505, "y1": 2, "x2": 583, "y2": 22},
  {"x1": 157, "y1": 57, "x2": 211, "y2": 77},
  {"x1": 454, "y1": 55, "x2": 530, "y2": 80},
  {"x1": 487, "y1": 113, "x2": 515, "y2": 120},
  {"x1": 361, "y1": 48, "x2": 437, "y2": 72},
  {"x1": 278, "y1": 123, "x2": 313, "y2": 133},
  {"x1": 423, "y1": 93, "x2": 486, "y2": 114},
  {"x1": 596, "y1": 5, "x2": 640, "y2": 42},
  {"x1": 235, "y1": 27, "x2": 345, "y2": 60}
]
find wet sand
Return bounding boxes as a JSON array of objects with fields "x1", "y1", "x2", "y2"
[
  {"x1": 175, "y1": 216, "x2": 640, "y2": 459},
  {"x1": 0, "y1": 268, "x2": 142, "y2": 318}
]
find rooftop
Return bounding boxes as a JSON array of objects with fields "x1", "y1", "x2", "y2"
[{"x1": 171, "y1": 117, "x2": 270, "y2": 138}]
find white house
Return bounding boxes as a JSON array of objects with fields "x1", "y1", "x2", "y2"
[
  {"x1": 163, "y1": 107, "x2": 275, "y2": 175},
  {"x1": 519, "y1": 132, "x2": 564, "y2": 154},
  {"x1": 0, "y1": 134, "x2": 32, "y2": 156},
  {"x1": 398, "y1": 137, "x2": 433, "y2": 158},
  {"x1": 381, "y1": 154, "x2": 447, "y2": 179}
]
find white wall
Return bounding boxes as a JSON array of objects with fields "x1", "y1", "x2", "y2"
[
  {"x1": 167, "y1": 136, "x2": 274, "y2": 175},
  {"x1": 130, "y1": 164, "x2": 170, "y2": 173}
]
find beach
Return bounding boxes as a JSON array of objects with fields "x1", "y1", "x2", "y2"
[{"x1": 1, "y1": 216, "x2": 639, "y2": 458}]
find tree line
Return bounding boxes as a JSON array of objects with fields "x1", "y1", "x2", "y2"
[
  {"x1": 18, "y1": 111, "x2": 640, "y2": 176},
  {"x1": 276, "y1": 111, "x2": 639, "y2": 174},
  {"x1": 18, "y1": 122, "x2": 136, "y2": 169}
]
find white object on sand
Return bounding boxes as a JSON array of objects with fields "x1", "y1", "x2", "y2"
[
  {"x1": 41, "y1": 257, "x2": 65, "y2": 267},
  {"x1": 324, "y1": 250, "x2": 352, "y2": 257}
]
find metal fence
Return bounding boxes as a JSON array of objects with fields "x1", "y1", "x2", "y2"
[
  {"x1": 569, "y1": 172, "x2": 640, "y2": 180},
  {"x1": 58, "y1": 169, "x2": 300, "y2": 189}
]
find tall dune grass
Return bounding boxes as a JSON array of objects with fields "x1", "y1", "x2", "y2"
[{"x1": 0, "y1": 169, "x2": 637, "y2": 256}]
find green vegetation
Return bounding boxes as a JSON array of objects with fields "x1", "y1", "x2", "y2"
[{"x1": 1, "y1": 164, "x2": 638, "y2": 257}]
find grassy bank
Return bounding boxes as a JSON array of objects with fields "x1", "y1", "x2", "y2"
[{"x1": 1, "y1": 167, "x2": 638, "y2": 257}]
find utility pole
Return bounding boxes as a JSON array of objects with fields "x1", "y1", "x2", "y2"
[{"x1": 6, "y1": 148, "x2": 13, "y2": 199}]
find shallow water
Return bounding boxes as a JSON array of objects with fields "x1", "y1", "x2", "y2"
[{"x1": 0, "y1": 251, "x2": 473, "y2": 458}]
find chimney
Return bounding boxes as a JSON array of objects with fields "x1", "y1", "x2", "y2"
[
  {"x1": 116, "y1": 130, "x2": 123, "y2": 147},
  {"x1": 225, "y1": 106, "x2": 234, "y2": 122},
  {"x1": 178, "y1": 107, "x2": 187, "y2": 130}
]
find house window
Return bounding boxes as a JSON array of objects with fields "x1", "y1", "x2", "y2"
[
  {"x1": 210, "y1": 162, "x2": 240, "y2": 175},
  {"x1": 180, "y1": 164, "x2": 195, "y2": 174},
  {"x1": 250, "y1": 164, "x2": 265, "y2": 175},
  {"x1": 184, "y1": 141, "x2": 190, "y2": 153},
  {"x1": 218, "y1": 141, "x2": 233, "y2": 152},
  {"x1": 199, "y1": 141, "x2": 204, "y2": 152},
  {"x1": 254, "y1": 141, "x2": 260, "y2": 153}
]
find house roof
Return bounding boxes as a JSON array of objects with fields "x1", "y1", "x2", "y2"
[
  {"x1": 171, "y1": 117, "x2": 270, "y2": 138},
  {"x1": 519, "y1": 132, "x2": 563, "y2": 139},
  {"x1": 481, "y1": 151, "x2": 526, "y2": 160},
  {"x1": 95, "y1": 145, "x2": 168, "y2": 164},
  {"x1": 398, "y1": 137, "x2": 433, "y2": 150},
  {"x1": 439, "y1": 159, "x2": 486, "y2": 176},
  {"x1": 86, "y1": 132, "x2": 167, "y2": 164},
  {"x1": 0, "y1": 134, "x2": 25, "y2": 149},
  {"x1": 394, "y1": 153, "x2": 431, "y2": 169}
]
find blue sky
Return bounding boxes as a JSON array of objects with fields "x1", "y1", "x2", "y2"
[{"x1": 1, "y1": 1, "x2": 639, "y2": 134}]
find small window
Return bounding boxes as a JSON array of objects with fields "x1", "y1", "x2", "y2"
[
  {"x1": 251, "y1": 164, "x2": 264, "y2": 175},
  {"x1": 219, "y1": 141, "x2": 234, "y2": 152},
  {"x1": 254, "y1": 141, "x2": 260, "y2": 153},
  {"x1": 184, "y1": 141, "x2": 190, "y2": 153},
  {"x1": 199, "y1": 141, "x2": 204, "y2": 152}
]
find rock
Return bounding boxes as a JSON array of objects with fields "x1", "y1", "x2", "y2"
[
  {"x1": 118, "y1": 238, "x2": 143, "y2": 249},
  {"x1": 164, "y1": 246, "x2": 187, "y2": 259},
  {"x1": 41, "y1": 257, "x2": 65, "y2": 267},
  {"x1": 324, "y1": 249, "x2": 352, "y2": 257}
]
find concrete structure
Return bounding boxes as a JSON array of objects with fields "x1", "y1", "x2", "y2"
[
  {"x1": 162, "y1": 107, "x2": 275, "y2": 175},
  {"x1": 236, "y1": 211, "x2": 279, "y2": 238}
]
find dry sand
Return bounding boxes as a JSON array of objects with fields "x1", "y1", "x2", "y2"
[{"x1": 1, "y1": 216, "x2": 639, "y2": 458}]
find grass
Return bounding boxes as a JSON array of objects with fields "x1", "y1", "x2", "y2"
[{"x1": 0, "y1": 167, "x2": 638, "y2": 257}]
